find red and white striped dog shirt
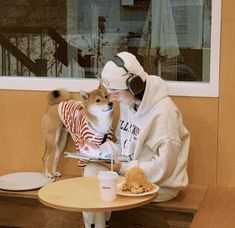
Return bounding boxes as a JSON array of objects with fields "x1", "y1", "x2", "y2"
[{"x1": 58, "y1": 100, "x2": 113, "y2": 152}]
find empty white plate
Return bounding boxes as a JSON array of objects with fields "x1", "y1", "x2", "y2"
[{"x1": 0, "y1": 172, "x2": 54, "y2": 191}]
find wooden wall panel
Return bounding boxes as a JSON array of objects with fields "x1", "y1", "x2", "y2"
[
  {"x1": 222, "y1": 0, "x2": 235, "y2": 21},
  {"x1": 173, "y1": 97, "x2": 218, "y2": 186},
  {"x1": 217, "y1": 1, "x2": 235, "y2": 186},
  {"x1": 0, "y1": 90, "x2": 46, "y2": 172}
]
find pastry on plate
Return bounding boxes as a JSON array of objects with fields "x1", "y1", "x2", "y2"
[{"x1": 122, "y1": 167, "x2": 153, "y2": 194}]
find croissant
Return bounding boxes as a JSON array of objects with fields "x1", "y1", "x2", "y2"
[{"x1": 122, "y1": 167, "x2": 153, "y2": 194}]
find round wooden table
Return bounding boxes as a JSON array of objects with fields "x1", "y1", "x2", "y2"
[{"x1": 38, "y1": 176, "x2": 158, "y2": 212}]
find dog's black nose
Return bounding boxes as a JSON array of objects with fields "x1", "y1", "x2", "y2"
[{"x1": 108, "y1": 102, "x2": 113, "y2": 107}]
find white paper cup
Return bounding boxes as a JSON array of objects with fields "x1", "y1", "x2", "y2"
[{"x1": 97, "y1": 171, "x2": 118, "y2": 201}]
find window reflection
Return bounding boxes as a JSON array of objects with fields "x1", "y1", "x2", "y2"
[{"x1": 0, "y1": 0, "x2": 211, "y2": 82}]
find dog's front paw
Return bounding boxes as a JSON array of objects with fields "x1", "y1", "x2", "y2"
[
  {"x1": 53, "y1": 171, "x2": 62, "y2": 177},
  {"x1": 44, "y1": 172, "x2": 54, "y2": 179}
]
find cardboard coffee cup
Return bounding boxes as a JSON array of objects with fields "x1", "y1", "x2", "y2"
[{"x1": 97, "y1": 171, "x2": 118, "y2": 201}]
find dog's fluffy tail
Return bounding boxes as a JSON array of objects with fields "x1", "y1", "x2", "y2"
[{"x1": 47, "y1": 89, "x2": 70, "y2": 105}]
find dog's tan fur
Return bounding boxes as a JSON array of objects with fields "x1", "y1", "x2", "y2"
[
  {"x1": 42, "y1": 87, "x2": 113, "y2": 178},
  {"x1": 122, "y1": 167, "x2": 153, "y2": 194}
]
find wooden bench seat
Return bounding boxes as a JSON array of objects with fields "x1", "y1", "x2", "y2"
[
  {"x1": 153, "y1": 184, "x2": 208, "y2": 213},
  {"x1": 0, "y1": 169, "x2": 208, "y2": 228}
]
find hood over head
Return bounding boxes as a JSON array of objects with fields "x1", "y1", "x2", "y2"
[
  {"x1": 137, "y1": 76, "x2": 169, "y2": 111},
  {"x1": 101, "y1": 51, "x2": 148, "y2": 90}
]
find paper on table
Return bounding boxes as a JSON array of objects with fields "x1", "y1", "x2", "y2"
[
  {"x1": 64, "y1": 152, "x2": 130, "y2": 163},
  {"x1": 64, "y1": 152, "x2": 111, "y2": 162}
]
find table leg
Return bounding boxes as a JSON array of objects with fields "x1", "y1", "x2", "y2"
[{"x1": 95, "y1": 212, "x2": 106, "y2": 228}]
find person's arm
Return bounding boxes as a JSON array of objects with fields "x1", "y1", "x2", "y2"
[
  {"x1": 101, "y1": 138, "x2": 182, "y2": 179},
  {"x1": 121, "y1": 139, "x2": 182, "y2": 182}
]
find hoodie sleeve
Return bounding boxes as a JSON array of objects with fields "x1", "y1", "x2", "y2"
[{"x1": 119, "y1": 138, "x2": 182, "y2": 185}]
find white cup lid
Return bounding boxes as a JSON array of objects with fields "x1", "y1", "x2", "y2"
[{"x1": 97, "y1": 171, "x2": 118, "y2": 180}]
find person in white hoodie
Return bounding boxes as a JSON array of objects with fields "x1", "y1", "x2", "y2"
[{"x1": 80, "y1": 51, "x2": 190, "y2": 228}]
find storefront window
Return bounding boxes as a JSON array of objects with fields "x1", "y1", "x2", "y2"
[{"x1": 0, "y1": 0, "x2": 221, "y2": 97}]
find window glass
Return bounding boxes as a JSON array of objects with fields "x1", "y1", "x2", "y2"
[{"x1": 0, "y1": 0, "x2": 221, "y2": 97}]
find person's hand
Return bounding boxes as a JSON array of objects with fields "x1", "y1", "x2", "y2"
[
  {"x1": 100, "y1": 158, "x2": 122, "y2": 173},
  {"x1": 80, "y1": 142, "x2": 101, "y2": 157},
  {"x1": 77, "y1": 158, "x2": 89, "y2": 167}
]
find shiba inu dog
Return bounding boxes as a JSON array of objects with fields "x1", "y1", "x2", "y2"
[{"x1": 42, "y1": 86, "x2": 113, "y2": 178}]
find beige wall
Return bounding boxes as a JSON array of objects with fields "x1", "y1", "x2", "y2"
[
  {"x1": 0, "y1": 1, "x2": 234, "y2": 187},
  {"x1": 217, "y1": 0, "x2": 235, "y2": 187}
]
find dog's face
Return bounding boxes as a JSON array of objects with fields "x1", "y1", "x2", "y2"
[{"x1": 80, "y1": 87, "x2": 113, "y2": 116}]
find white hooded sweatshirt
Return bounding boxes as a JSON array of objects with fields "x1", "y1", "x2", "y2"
[{"x1": 100, "y1": 75, "x2": 190, "y2": 199}]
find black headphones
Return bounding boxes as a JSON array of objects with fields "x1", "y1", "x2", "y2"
[{"x1": 112, "y1": 55, "x2": 145, "y2": 95}]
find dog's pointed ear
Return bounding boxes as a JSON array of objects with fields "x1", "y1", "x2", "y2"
[{"x1": 80, "y1": 90, "x2": 90, "y2": 101}]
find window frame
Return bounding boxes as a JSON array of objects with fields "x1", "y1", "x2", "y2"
[{"x1": 0, "y1": 0, "x2": 221, "y2": 97}]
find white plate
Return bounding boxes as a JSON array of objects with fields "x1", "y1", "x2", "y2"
[
  {"x1": 117, "y1": 183, "x2": 159, "y2": 197},
  {"x1": 0, "y1": 172, "x2": 54, "y2": 191}
]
